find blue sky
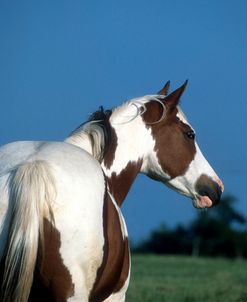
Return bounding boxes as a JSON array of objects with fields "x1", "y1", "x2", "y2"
[{"x1": 0, "y1": 0, "x2": 246, "y2": 241}]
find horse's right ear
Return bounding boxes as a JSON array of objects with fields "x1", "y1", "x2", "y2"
[
  {"x1": 157, "y1": 80, "x2": 170, "y2": 95},
  {"x1": 165, "y1": 80, "x2": 188, "y2": 109}
]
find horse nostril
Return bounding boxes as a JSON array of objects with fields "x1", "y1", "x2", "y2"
[
  {"x1": 195, "y1": 174, "x2": 222, "y2": 206},
  {"x1": 198, "y1": 185, "x2": 221, "y2": 205}
]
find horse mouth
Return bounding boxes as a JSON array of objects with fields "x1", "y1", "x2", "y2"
[
  {"x1": 193, "y1": 175, "x2": 223, "y2": 209},
  {"x1": 193, "y1": 195, "x2": 213, "y2": 209}
]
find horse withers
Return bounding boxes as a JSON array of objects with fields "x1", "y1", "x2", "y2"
[{"x1": 0, "y1": 81, "x2": 223, "y2": 301}]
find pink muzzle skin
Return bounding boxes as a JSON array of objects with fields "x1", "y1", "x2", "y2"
[{"x1": 197, "y1": 195, "x2": 213, "y2": 208}]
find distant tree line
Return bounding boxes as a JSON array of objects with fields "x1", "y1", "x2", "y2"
[{"x1": 133, "y1": 195, "x2": 247, "y2": 258}]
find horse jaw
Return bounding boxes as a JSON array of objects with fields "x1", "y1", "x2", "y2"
[{"x1": 166, "y1": 143, "x2": 223, "y2": 209}]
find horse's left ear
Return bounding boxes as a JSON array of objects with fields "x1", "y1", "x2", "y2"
[
  {"x1": 165, "y1": 80, "x2": 188, "y2": 109},
  {"x1": 157, "y1": 80, "x2": 170, "y2": 95}
]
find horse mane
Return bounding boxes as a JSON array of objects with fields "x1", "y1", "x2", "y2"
[
  {"x1": 65, "y1": 107, "x2": 113, "y2": 162},
  {"x1": 65, "y1": 95, "x2": 166, "y2": 160}
]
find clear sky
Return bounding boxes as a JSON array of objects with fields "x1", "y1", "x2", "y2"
[{"x1": 0, "y1": 0, "x2": 246, "y2": 242}]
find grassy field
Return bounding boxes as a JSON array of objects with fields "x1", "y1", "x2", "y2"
[{"x1": 126, "y1": 255, "x2": 247, "y2": 302}]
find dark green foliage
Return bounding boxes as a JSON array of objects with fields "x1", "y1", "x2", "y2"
[{"x1": 134, "y1": 195, "x2": 247, "y2": 258}]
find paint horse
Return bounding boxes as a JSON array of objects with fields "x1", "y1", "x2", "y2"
[{"x1": 0, "y1": 81, "x2": 223, "y2": 302}]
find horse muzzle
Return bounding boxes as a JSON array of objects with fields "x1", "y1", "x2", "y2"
[{"x1": 194, "y1": 174, "x2": 224, "y2": 209}]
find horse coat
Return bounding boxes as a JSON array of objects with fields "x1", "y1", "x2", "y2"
[{"x1": 0, "y1": 81, "x2": 223, "y2": 301}]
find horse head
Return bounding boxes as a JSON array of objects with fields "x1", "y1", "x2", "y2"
[
  {"x1": 140, "y1": 81, "x2": 224, "y2": 208},
  {"x1": 66, "y1": 81, "x2": 223, "y2": 208}
]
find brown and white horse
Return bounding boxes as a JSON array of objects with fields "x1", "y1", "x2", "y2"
[{"x1": 0, "y1": 81, "x2": 223, "y2": 301}]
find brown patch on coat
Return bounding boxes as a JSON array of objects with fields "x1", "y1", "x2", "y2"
[
  {"x1": 113, "y1": 238, "x2": 130, "y2": 293},
  {"x1": 29, "y1": 219, "x2": 74, "y2": 302},
  {"x1": 107, "y1": 160, "x2": 143, "y2": 206},
  {"x1": 90, "y1": 185, "x2": 130, "y2": 302},
  {"x1": 143, "y1": 101, "x2": 196, "y2": 178}
]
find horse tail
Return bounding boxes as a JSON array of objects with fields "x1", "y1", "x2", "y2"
[{"x1": 1, "y1": 160, "x2": 56, "y2": 302}]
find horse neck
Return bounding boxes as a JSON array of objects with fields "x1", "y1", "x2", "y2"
[
  {"x1": 101, "y1": 118, "x2": 155, "y2": 206},
  {"x1": 66, "y1": 128, "x2": 142, "y2": 206},
  {"x1": 102, "y1": 159, "x2": 143, "y2": 207}
]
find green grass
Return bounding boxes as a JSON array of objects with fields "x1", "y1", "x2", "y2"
[{"x1": 126, "y1": 255, "x2": 247, "y2": 302}]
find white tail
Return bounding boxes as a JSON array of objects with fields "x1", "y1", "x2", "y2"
[{"x1": 1, "y1": 160, "x2": 56, "y2": 302}]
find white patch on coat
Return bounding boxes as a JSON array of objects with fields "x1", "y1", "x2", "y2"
[
  {"x1": 102, "y1": 272, "x2": 130, "y2": 302},
  {"x1": 37, "y1": 143, "x2": 106, "y2": 299},
  {"x1": 167, "y1": 143, "x2": 219, "y2": 199},
  {"x1": 102, "y1": 97, "x2": 170, "y2": 180},
  {"x1": 0, "y1": 141, "x2": 108, "y2": 300}
]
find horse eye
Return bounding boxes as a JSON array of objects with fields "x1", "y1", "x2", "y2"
[{"x1": 186, "y1": 130, "x2": 195, "y2": 140}]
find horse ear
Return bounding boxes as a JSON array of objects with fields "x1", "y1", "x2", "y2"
[
  {"x1": 165, "y1": 80, "x2": 188, "y2": 109},
  {"x1": 157, "y1": 80, "x2": 170, "y2": 95}
]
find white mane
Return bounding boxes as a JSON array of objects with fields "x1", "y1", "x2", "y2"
[{"x1": 65, "y1": 122, "x2": 106, "y2": 161}]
